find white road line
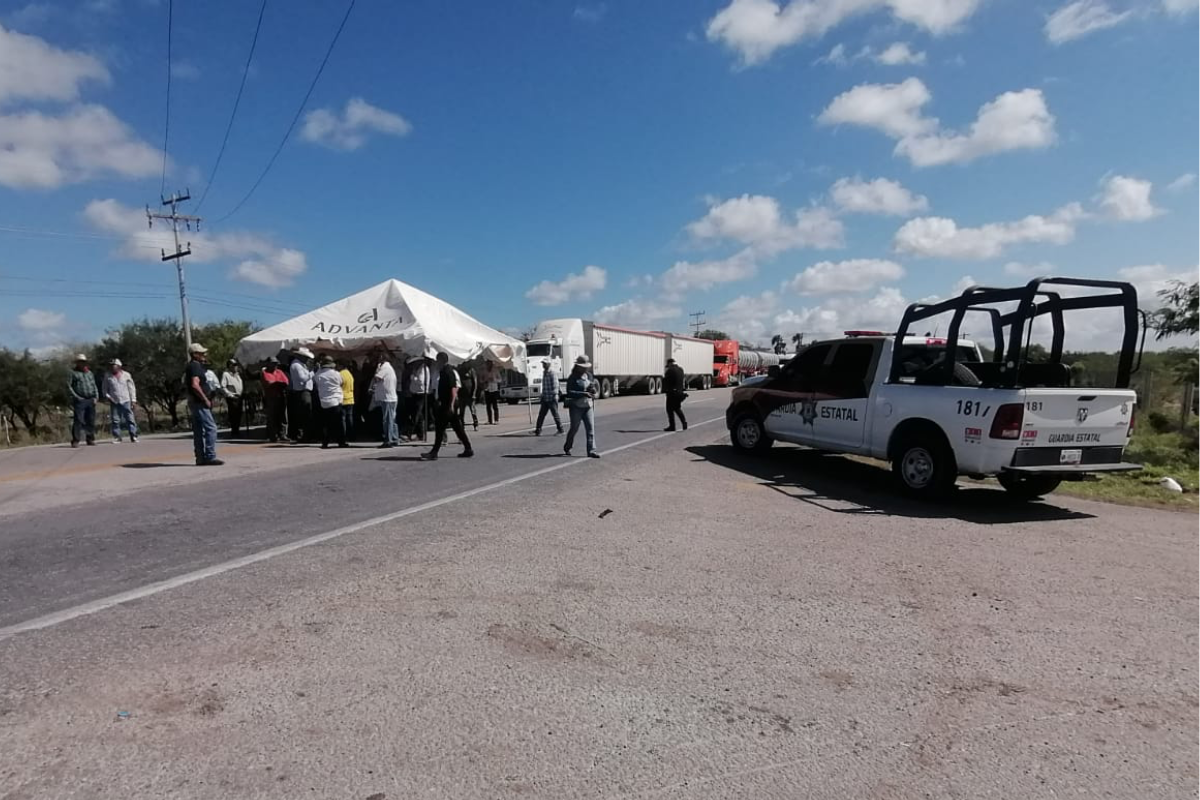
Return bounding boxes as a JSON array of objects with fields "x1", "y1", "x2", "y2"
[{"x1": 0, "y1": 415, "x2": 725, "y2": 641}]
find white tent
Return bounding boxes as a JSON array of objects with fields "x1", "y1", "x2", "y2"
[{"x1": 234, "y1": 278, "x2": 526, "y2": 368}]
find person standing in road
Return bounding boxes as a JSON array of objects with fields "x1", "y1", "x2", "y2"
[
  {"x1": 563, "y1": 355, "x2": 599, "y2": 459},
  {"x1": 482, "y1": 360, "x2": 502, "y2": 424},
  {"x1": 67, "y1": 354, "x2": 99, "y2": 448},
  {"x1": 338, "y1": 359, "x2": 356, "y2": 442},
  {"x1": 261, "y1": 357, "x2": 289, "y2": 443},
  {"x1": 457, "y1": 359, "x2": 479, "y2": 431},
  {"x1": 103, "y1": 359, "x2": 138, "y2": 444},
  {"x1": 221, "y1": 359, "x2": 245, "y2": 438},
  {"x1": 407, "y1": 355, "x2": 432, "y2": 441},
  {"x1": 663, "y1": 357, "x2": 688, "y2": 432},
  {"x1": 185, "y1": 343, "x2": 222, "y2": 466},
  {"x1": 315, "y1": 356, "x2": 348, "y2": 449},
  {"x1": 372, "y1": 351, "x2": 399, "y2": 448},
  {"x1": 534, "y1": 359, "x2": 563, "y2": 436},
  {"x1": 287, "y1": 348, "x2": 314, "y2": 442},
  {"x1": 421, "y1": 352, "x2": 474, "y2": 461}
]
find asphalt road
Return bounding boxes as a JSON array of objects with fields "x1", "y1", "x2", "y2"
[{"x1": 0, "y1": 388, "x2": 1195, "y2": 800}]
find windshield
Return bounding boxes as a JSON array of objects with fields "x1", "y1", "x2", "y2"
[
  {"x1": 525, "y1": 343, "x2": 561, "y2": 358},
  {"x1": 714, "y1": 355, "x2": 729, "y2": 364}
]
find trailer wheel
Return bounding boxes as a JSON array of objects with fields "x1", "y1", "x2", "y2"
[
  {"x1": 890, "y1": 431, "x2": 956, "y2": 498},
  {"x1": 704, "y1": 375, "x2": 712, "y2": 390},
  {"x1": 730, "y1": 411, "x2": 772, "y2": 453},
  {"x1": 599, "y1": 378, "x2": 613, "y2": 399},
  {"x1": 997, "y1": 472, "x2": 1062, "y2": 500}
]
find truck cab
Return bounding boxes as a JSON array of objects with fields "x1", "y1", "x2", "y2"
[{"x1": 726, "y1": 278, "x2": 1145, "y2": 500}]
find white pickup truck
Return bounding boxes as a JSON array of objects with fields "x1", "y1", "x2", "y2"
[{"x1": 726, "y1": 278, "x2": 1144, "y2": 500}]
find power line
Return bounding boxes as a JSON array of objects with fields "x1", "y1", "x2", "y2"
[
  {"x1": 210, "y1": 0, "x2": 358, "y2": 225},
  {"x1": 160, "y1": 0, "x2": 174, "y2": 195},
  {"x1": 0, "y1": 273, "x2": 312, "y2": 312},
  {"x1": 194, "y1": 0, "x2": 270, "y2": 213}
]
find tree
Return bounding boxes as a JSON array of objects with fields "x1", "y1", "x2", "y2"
[
  {"x1": 770, "y1": 334, "x2": 785, "y2": 355},
  {"x1": 791, "y1": 332, "x2": 805, "y2": 351},
  {"x1": 0, "y1": 348, "x2": 70, "y2": 436},
  {"x1": 1153, "y1": 281, "x2": 1199, "y2": 340},
  {"x1": 696, "y1": 329, "x2": 729, "y2": 341}
]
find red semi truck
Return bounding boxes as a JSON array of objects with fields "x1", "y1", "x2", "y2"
[{"x1": 712, "y1": 339, "x2": 782, "y2": 387}]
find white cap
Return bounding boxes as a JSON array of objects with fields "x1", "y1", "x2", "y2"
[
  {"x1": 74, "y1": 353, "x2": 88, "y2": 361},
  {"x1": 110, "y1": 358, "x2": 122, "y2": 367},
  {"x1": 188, "y1": 343, "x2": 208, "y2": 354}
]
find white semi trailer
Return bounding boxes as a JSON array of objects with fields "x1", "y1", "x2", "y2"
[{"x1": 501, "y1": 319, "x2": 715, "y2": 401}]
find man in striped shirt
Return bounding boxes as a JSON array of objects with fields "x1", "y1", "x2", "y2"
[{"x1": 534, "y1": 360, "x2": 564, "y2": 436}]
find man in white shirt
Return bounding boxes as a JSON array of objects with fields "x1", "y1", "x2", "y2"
[
  {"x1": 287, "y1": 348, "x2": 314, "y2": 442},
  {"x1": 314, "y1": 356, "x2": 348, "y2": 449},
  {"x1": 220, "y1": 359, "x2": 245, "y2": 438},
  {"x1": 371, "y1": 351, "x2": 399, "y2": 448},
  {"x1": 103, "y1": 359, "x2": 138, "y2": 443},
  {"x1": 407, "y1": 355, "x2": 432, "y2": 442}
]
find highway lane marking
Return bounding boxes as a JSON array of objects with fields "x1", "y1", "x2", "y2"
[{"x1": 0, "y1": 415, "x2": 726, "y2": 641}]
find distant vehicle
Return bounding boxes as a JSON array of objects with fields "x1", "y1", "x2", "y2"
[
  {"x1": 725, "y1": 278, "x2": 1145, "y2": 500},
  {"x1": 501, "y1": 319, "x2": 715, "y2": 402},
  {"x1": 712, "y1": 339, "x2": 783, "y2": 387}
]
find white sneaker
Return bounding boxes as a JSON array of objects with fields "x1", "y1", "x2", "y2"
[
  {"x1": 130, "y1": 436, "x2": 139, "y2": 443},
  {"x1": 112, "y1": 437, "x2": 121, "y2": 444}
]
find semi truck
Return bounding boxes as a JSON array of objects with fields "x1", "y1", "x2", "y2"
[
  {"x1": 712, "y1": 340, "x2": 785, "y2": 387},
  {"x1": 500, "y1": 319, "x2": 715, "y2": 402}
]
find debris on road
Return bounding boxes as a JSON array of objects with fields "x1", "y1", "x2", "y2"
[{"x1": 598, "y1": 509, "x2": 613, "y2": 519}]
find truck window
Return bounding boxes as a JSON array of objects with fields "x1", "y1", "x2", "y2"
[
  {"x1": 781, "y1": 344, "x2": 831, "y2": 392},
  {"x1": 825, "y1": 342, "x2": 876, "y2": 399},
  {"x1": 896, "y1": 344, "x2": 982, "y2": 386}
]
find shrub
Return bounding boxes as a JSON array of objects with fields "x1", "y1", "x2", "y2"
[{"x1": 1146, "y1": 411, "x2": 1174, "y2": 434}]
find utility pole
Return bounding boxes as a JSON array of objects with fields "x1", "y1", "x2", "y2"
[
  {"x1": 147, "y1": 190, "x2": 201, "y2": 350},
  {"x1": 688, "y1": 310, "x2": 706, "y2": 337}
]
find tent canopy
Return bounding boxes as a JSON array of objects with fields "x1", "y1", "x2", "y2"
[{"x1": 234, "y1": 279, "x2": 526, "y2": 368}]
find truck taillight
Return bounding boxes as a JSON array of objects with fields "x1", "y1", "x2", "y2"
[
  {"x1": 1127, "y1": 405, "x2": 1135, "y2": 437},
  {"x1": 989, "y1": 403, "x2": 1024, "y2": 439}
]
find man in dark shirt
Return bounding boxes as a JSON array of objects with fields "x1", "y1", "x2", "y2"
[
  {"x1": 185, "y1": 343, "x2": 223, "y2": 466},
  {"x1": 421, "y1": 352, "x2": 474, "y2": 461},
  {"x1": 663, "y1": 357, "x2": 688, "y2": 432}
]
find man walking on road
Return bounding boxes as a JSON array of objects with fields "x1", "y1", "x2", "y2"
[
  {"x1": 67, "y1": 354, "x2": 99, "y2": 448},
  {"x1": 663, "y1": 357, "x2": 688, "y2": 432},
  {"x1": 221, "y1": 359, "x2": 245, "y2": 438},
  {"x1": 261, "y1": 357, "x2": 289, "y2": 443},
  {"x1": 563, "y1": 356, "x2": 600, "y2": 459},
  {"x1": 315, "y1": 356, "x2": 349, "y2": 449},
  {"x1": 534, "y1": 359, "x2": 563, "y2": 436},
  {"x1": 103, "y1": 359, "x2": 138, "y2": 443},
  {"x1": 372, "y1": 351, "x2": 399, "y2": 448},
  {"x1": 422, "y1": 352, "x2": 474, "y2": 461},
  {"x1": 481, "y1": 361, "x2": 502, "y2": 424},
  {"x1": 185, "y1": 343, "x2": 222, "y2": 466},
  {"x1": 457, "y1": 359, "x2": 479, "y2": 431}
]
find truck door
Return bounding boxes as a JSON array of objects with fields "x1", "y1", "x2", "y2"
[
  {"x1": 763, "y1": 343, "x2": 832, "y2": 445},
  {"x1": 810, "y1": 341, "x2": 878, "y2": 451}
]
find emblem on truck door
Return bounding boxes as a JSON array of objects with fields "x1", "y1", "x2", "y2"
[
  {"x1": 1076, "y1": 407, "x2": 1089, "y2": 424},
  {"x1": 800, "y1": 399, "x2": 818, "y2": 426}
]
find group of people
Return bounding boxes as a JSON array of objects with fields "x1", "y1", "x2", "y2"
[{"x1": 66, "y1": 342, "x2": 692, "y2": 468}]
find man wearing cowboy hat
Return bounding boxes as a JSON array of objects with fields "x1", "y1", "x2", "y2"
[
  {"x1": 534, "y1": 359, "x2": 563, "y2": 436},
  {"x1": 662, "y1": 357, "x2": 688, "y2": 432},
  {"x1": 67, "y1": 353, "x2": 99, "y2": 448},
  {"x1": 103, "y1": 358, "x2": 138, "y2": 443},
  {"x1": 260, "y1": 356, "x2": 289, "y2": 443},
  {"x1": 287, "y1": 346, "x2": 315, "y2": 442},
  {"x1": 220, "y1": 358, "x2": 245, "y2": 438},
  {"x1": 185, "y1": 343, "x2": 223, "y2": 466}
]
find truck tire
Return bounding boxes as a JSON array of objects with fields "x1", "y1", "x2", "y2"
[
  {"x1": 997, "y1": 472, "x2": 1062, "y2": 500},
  {"x1": 730, "y1": 411, "x2": 773, "y2": 453},
  {"x1": 651, "y1": 377, "x2": 660, "y2": 395},
  {"x1": 891, "y1": 433, "x2": 956, "y2": 498},
  {"x1": 600, "y1": 378, "x2": 613, "y2": 399},
  {"x1": 704, "y1": 375, "x2": 712, "y2": 390}
]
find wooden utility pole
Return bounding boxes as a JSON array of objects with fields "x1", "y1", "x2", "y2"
[
  {"x1": 147, "y1": 190, "x2": 201, "y2": 350},
  {"x1": 688, "y1": 310, "x2": 706, "y2": 337}
]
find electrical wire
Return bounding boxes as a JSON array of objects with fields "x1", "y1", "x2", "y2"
[
  {"x1": 209, "y1": 0, "x2": 357, "y2": 224},
  {"x1": 194, "y1": 0, "x2": 270, "y2": 213},
  {"x1": 160, "y1": 0, "x2": 174, "y2": 196}
]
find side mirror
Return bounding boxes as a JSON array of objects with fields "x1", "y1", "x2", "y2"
[{"x1": 768, "y1": 365, "x2": 781, "y2": 378}]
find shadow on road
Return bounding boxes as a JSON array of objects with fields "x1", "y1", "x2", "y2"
[
  {"x1": 686, "y1": 444, "x2": 1095, "y2": 525},
  {"x1": 614, "y1": 429, "x2": 664, "y2": 434},
  {"x1": 119, "y1": 462, "x2": 192, "y2": 469},
  {"x1": 501, "y1": 453, "x2": 566, "y2": 460},
  {"x1": 365, "y1": 456, "x2": 427, "y2": 462}
]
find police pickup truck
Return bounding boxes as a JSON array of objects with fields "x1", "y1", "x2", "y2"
[{"x1": 726, "y1": 278, "x2": 1144, "y2": 500}]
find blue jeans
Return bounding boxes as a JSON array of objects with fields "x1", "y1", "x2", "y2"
[
  {"x1": 536, "y1": 400, "x2": 562, "y2": 433},
  {"x1": 380, "y1": 400, "x2": 398, "y2": 444},
  {"x1": 71, "y1": 398, "x2": 96, "y2": 444},
  {"x1": 190, "y1": 405, "x2": 218, "y2": 463},
  {"x1": 565, "y1": 404, "x2": 595, "y2": 455},
  {"x1": 110, "y1": 402, "x2": 138, "y2": 439}
]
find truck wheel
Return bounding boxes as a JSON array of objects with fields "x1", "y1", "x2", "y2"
[
  {"x1": 600, "y1": 378, "x2": 613, "y2": 399},
  {"x1": 891, "y1": 435, "x2": 956, "y2": 498},
  {"x1": 653, "y1": 377, "x2": 662, "y2": 395},
  {"x1": 997, "y1": 472, "x2": 1062, "y2": 500},
  {"x1": 730, "y1": 411, "x2": 773, "y2": 453},
  {"x1": 704, "y1": 375, "x2": 712, "y2": 390}
]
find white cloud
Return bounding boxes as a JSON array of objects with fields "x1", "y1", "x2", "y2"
[
  {"x1": 1166, "y1": 173, "x2": 1196, "y2": 192},
  {"x1": 1003, "y1": 260, "x2": 1057, "y2": 277},
  {"x1": 170, "y1": 61, "x2": 200, "y2": 80},
  {"x1": 1161, "y1": 0, "x2": 1198, "y2": 13},
  {"x1": 573, "y1": 3, "x2": 607, "y2": 22},
  {"x1": 0, "y1": 104, "x2": 161, "y2": 189},
  {"x1": 300, "y1": 97, "x2": 412, "y2": 151},
  {"x1": 820, "y1": 78, "x2": 1057, "y2": 167},
  {"x1": 815, "y1": 42, "x2": 849, "y2": 65},
  {"x1": 0, "y1": 23, "x2": 109, "y2": 106},
  {"x1": 705, "y1": 0, "x2": 981, "y2": 66},
  {"x1": 1097, "y1": 175, "x2": 1162, "y2": 221},
  {"x1": 624, "y1": 274, "x2": 655, "y2": 289},
  {"x1": 83, "y1": 199, "x2": 310, "y2": 287},
  {"x1": 786, "y1": 258, "x2": 905, "y2": 295},
  {"x1": 775, "y1": 287, "x2": 911, "y2": 340},
  {"x1": 686, "y1": 194, "x2": 844, "y2": 255},
  {"x1": 893, "y1": 203, "x2": 1086, "y2": 259},
  {"x1": 711, "y1": 291, "x2": 781, "y2": 344},
  {"x1": 525, "y1": 265, "x2": 607, "y2": 306},
  {"x1": 1117, "y1": 264, "x2": 1197, "y2": 310},
  {"x1": 661, "y1": 250, "x2": 758, "y2": 296},
  {"x1": 830, "y1": 176, "x2": 928, "y2": 216},
  {"x1": 593, "y1": 298, "x2": 682, "y2": 328},
  {"x1": 17, "y1": 307, "x2": 66, "y2": 332},
  {"x1": 1045, "y1": 0, "x2": 1133, "y2": 44},
  {"x1": 874, "y1": 41, "x2": 926, "y2": 65}
]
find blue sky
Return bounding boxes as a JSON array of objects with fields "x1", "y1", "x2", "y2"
[{"x1": 0, "y1": 0, "x2": 1196, "y2": 354}]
